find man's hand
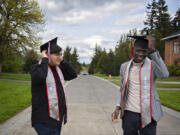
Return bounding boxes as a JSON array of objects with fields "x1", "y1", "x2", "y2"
[
  {"x1": 111, "y1": 106, "x2": 121, "y2": 123},
  {"x1": 145, "y1": 35, "x2": 156, "y2": 52},
  {"x1": 41, "y1": 50, "x2": 48, "y2": 58}
]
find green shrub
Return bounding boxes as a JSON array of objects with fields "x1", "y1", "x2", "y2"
[
  {"x1": 167, "y1": 65, "x2": 180, "y2": 76},
  {"x1": 2, "y1": 56, "x2": 23, "y2": 73}
]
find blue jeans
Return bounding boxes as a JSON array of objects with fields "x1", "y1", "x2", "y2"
[
  {"x1": 34, "y1": 124, "x2": 62, "y2": 135},
  {"x1": 122, "y1": 110, "x2": 157, "y2": 135}
]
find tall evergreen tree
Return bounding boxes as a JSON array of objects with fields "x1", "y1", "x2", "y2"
[
  {"x1": 114, "y1": 36, "x2": 130, "y2": 75},
  {"x1": 71, "y1": 48, "x2": 81, "y2": 74},
  {"x1": 107, "y1": 49, "x2": 116, "y2": 75},
  {"x1": 143, "y1": 0, "x2": 158, "y2": 34},
  {"x1": 63, "y1": 46, "x2": 81, "y2": 74},
  {"x1": 143, "y1": 0, "x2": 172, "y2": 59},
  {"x1": 88, "y1": 44, "x2": 102, "y2": 74},
  {"x1": 172, "y1": 8, "x2": 180, "y2": 32},
  {"x1": 154, "y1": 0, "x2": 172, "y2": 59},
  {"x1": 63, "y1": 46, "x2": 72, "y2": 62},
  {"x1": 155, "y1": 0, "x2": 172, "y2": 36}
]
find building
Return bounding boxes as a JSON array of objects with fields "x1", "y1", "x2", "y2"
[{"x1": 162, "y1": 31, "x2": 180, "y2": 65}]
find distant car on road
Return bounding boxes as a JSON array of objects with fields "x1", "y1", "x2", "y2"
[{"x1": 81, "y1": 70, "x2": 88, "y2": 75}]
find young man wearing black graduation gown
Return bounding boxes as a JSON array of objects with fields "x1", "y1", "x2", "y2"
[{"x1": 31, "y1": 37, "x2": 77, "y2": 135}]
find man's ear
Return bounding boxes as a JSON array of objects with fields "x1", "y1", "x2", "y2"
[{"x1": 46, "y1": 52, "x2": 49, "y2": 57}]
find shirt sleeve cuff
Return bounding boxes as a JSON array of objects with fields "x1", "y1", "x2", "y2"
[
  {"x1": 150, "y1": 50, "x2": 160, "y2": 59},
  {"x1": 41, "y1": 58, "x2": 49, "y2": 64}
]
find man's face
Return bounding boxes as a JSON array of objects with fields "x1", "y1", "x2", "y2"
[
  {"x1": 49, "y1": 51, "x2": 63, "y2": 66},
  {"x1": 133, "y1": 46, "x2": 148, "y2": 63}
]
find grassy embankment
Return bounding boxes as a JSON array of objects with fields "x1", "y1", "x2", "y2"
[{"x1": 0, "y1": 73, "x2": 31, "y2": 123}]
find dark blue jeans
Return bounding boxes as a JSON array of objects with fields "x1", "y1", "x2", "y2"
[
  {"x1": 34, "y1": 124, "x2": 62, "y2": 135},
  {"x1": 122, "y1": 110, "x2": 157, "y2": 135}
]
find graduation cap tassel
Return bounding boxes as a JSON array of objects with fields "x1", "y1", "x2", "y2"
[
  {"x1": 130, "y1": 39, "x2": 134, "y2": 59},
  {"x1": 48, "y1": 41, "x2": 50, "y2": 63}
]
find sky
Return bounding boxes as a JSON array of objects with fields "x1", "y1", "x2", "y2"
[{"x1": 36, "y1": 0, "x2": 180, "y2": 64}]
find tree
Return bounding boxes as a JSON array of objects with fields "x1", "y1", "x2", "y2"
[
  {"x1": 88, "y1": 44, "x2": 102, "y2": 74},
  {"x1": 2, "y1": 51, "x2": 24, "y2": 73},
  {"x1": 23, "y1": 49, "x2": 38, "y2": 73},
  {"x1": 155, "y1": 0, "x2": 172, "y2": 37},
  {"x1": 0, "y1": 0, "x2": 44, "y2": 72},
  {"x1": 143, "y1": 0, "x2": 158, "y2": 34},
  {"x1": 142, "y1": 0, "x2": 172, "y2": 59},
  {"x1": 63, "y1": 46, "x2": 82, "y2": 74},
  {"x1": 95, "y1": 49, "x2": 109, "y2": 74},
  {"x1": 71, "y1": 48, "x2": 81, "y2": 74},
  {"x1": 154, "y1": 0, "x2": 172, "y2": 59},
  {"x1": 88, "y1": 29, "x2": 136, "y2": 76},
  {"x1": 114, "y1": 36, "x2": 130, "y2": 75},
  {"x1": 107, "y1": 49, "x2": 116, "y2": 75},
  {"x1": 63, "y1": 46, "x2": 72, "y2": 62},
  {"x1": 172, "y1": 8, "x2": 180, "y2": 32}
]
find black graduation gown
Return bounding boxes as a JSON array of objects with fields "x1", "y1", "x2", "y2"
[{"x1": 30, "y1": 58, "x2": 77, "y2": 128}]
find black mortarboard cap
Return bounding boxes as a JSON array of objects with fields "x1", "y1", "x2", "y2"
[
  {"x1": 129, "y1": 36, "x2": 148, "y2": 49},
  {"x1": 40, "y1": 37, "x2": 62, "y2": 53}
]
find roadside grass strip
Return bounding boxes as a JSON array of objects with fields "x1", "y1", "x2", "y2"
[
  {"x1": 0, "y1": 73, "x2": 31, "y2": 81},
  {"x1": 0, "y1": 80, "x2": 31, "y2": 123},
  {"x1": 157, "y1": 90, "x2": 180, "y2": 112},
  {"x1": 110, "y1": 80, "x2": 180, "y2": 112},
  {"x1": 156, "y1": 78, "x2": 180, "y2": 82},
  {"x1": 156, "y1": 83, "x2": 180, "y2": 88},
  {"x1": 111, "y1": 80, "x2": 180, "y2": 88},
  {"x1": 94, "y1": 74, "x2": 180, "y2": 82},
  {"x1": 94, "y1": 73, "x2": 120, "y2": 79}
]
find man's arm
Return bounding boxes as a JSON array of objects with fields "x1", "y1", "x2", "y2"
[
  {"x1": 59, "y1": 61, "x2": 77, "y2": 81},
  {"x1": 31, "y1": 58, "x2": 49, "y2": 84},
  {"x1": 116, "y1": 64, "x2": 124, "y2": 107},
  {"x1": 112, "y1": 64, "x2": 124, "y2": 122},
  {"x1": 146, "y1": 35, "x2": 169, "y2": 79},
  {"x1": 30, "y1": 50, "x2": 49, "y2": 84},
  {"x1": 150, "y1": 51, "x2": 169, "y2": 79}
]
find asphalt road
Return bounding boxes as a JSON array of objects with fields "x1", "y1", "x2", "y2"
[{"x1": 0, "y1": 75, "x2": 180, "y2": 135}]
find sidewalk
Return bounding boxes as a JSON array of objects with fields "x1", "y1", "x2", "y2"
[{"x1": 0, "y1": 106, "x2": 35, "y2": 135}]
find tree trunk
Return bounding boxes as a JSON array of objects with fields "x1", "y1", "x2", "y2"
[
  {"x1": 0, "y1": 62, "x2": 2, "y2": 73},
  {"x1": 0, "y1": 53, "x2": 2, "y2": 73}
]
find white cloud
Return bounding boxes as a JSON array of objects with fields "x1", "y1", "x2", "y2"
[
  {"x1": 37, "y1": 0, "x2": 145, "y2": 26},
  {"x1": 115, "y1": 13, "x2": 146, "y2": 26},
  {"x1": 38, "y1": 28, "x2": 120, "y2": 64},
  {"x1": 35, "y1": 0, "x2": 176, "y2": 64},
  {"x1": 47, "y1": 1, "x2": 58, "y2": 10}
]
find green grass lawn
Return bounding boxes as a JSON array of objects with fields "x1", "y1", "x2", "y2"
[
  {"x1": 110, "y1": 81, "x2": 180, "y2": 111},
  {"x1": 111, "y1": 81, "x2": 180, "y2": 88},
  {"x1": 0, "y1": 73, "x2": 31, "y2": 81},
  {"x1": 156, "y1": 83, "x2": 180, "y2": 88},
  {"x1": 111, "y1": 81, "x2": 121, "y2": 86},
  {"x1": 0, "y1": 80, "x2": 31, "y2": 123},
  {"x1": 158, "y1": 90, "x2": 180, "y2": 112},
  {"x1": 94, "y1": 73, "x2": 180, "y2": 82},
  {"x1": 94, "y1": 73, "x2": 120, "y2": 79},
  {"x1": 157, "y1": 78, "x2": 180, "y2": 82}
]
